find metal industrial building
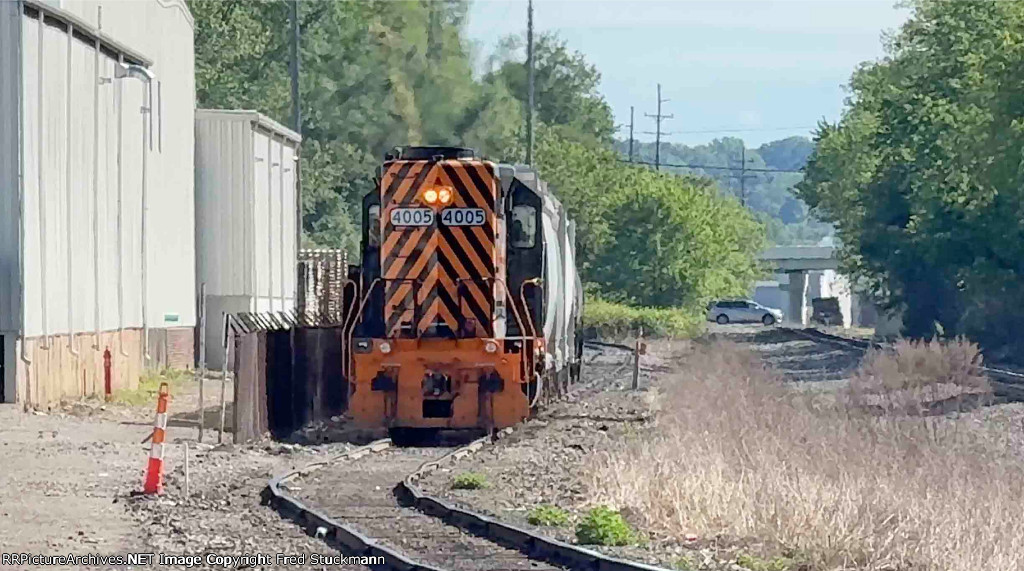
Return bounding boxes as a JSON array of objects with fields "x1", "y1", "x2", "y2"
[
  {"x1": 0, "y1": 0, "x2": 197, "y2": 407},
  {"x1": 195, "y1": 109, "x2": 300, "y2": 369}
]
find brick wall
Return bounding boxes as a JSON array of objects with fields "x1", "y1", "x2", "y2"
[{"x1": 148, "y1": 327, "x2": 195, "y2": 370}]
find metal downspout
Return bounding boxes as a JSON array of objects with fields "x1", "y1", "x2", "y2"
[
  {"x1": 66, "y1": 23, "x2": 79, "y2": 357},
  {"x1": 140, "y1": 76, "x2": 151, "y2": 364},
  {"x1": 92, "y1": 13, "x2": 102, "y2": 350},
  {"x1": 115, "y1": 60, "x2": 128, "y2": 357},
  {"x1": 17, "y1": 0, "x2": 32, "y2": 376},
  {"x1": 37, "y1": 7, "x2": 50, "y2": 351}
]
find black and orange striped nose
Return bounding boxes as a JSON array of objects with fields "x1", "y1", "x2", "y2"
[{"x1": 379, "y1": 160, "x2": 498, "y2": 339}]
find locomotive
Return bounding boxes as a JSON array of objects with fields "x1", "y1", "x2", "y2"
[{"x1": 341, "y1": 146, "x2": 583, "y2": 435}]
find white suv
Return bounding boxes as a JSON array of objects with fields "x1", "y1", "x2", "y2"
[{"x1": 707, "y1": 300, "x2": 783, "y2": 326}]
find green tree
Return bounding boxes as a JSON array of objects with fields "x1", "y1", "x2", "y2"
[
  {"x1": 536, "y1": 129, "x2": 766, "y2": 307},
  {"x1": 798, "y1": 0, "x2": 1024, "y2": 353},
  {"x1": 488, "y1": 33, "x2": 615, "y2": 147}
]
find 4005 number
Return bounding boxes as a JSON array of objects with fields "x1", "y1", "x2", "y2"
[{"x1": 440, "y1": 208, "x2": 485, "y2": 226}]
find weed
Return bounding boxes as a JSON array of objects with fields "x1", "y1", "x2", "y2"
[
  {"x1": 451, "y1": 472, "x2": 488, "y2": 490},
  {"x1": 527, "y1": 505, "x2": 570, "y2": 527},
  {"x1": 584, "y1": 296, "x2": 702, "y2": 339},
  {"x1": 672, "y1": 553, "x2": 697, "y2": 570},
  {"x1": 844, "y1": 337, "x2": 991, "y2": 415},
  {"x1": 575, "y1": 505, "x2": 636, "y2": 546},
  {"x1": 110, "y1": 368, "x2": 191, "y2": 407},
  {"x1": 586, "y1": 341, "x2": 1024, "y2": 571},
  {"x1": 735, "y1": 553, "x2": 794, "y2": 571}
]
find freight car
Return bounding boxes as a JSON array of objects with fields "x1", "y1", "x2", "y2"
[{"x1": 340, "y1": 146, "x2": 583, "y2": 437}]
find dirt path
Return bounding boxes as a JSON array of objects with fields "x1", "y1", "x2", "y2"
[
  {"x1": 0, "y1": 376, "x2": 357, "y2": 570},
  {"x1": 0, "y1": 402, "x2": 173, "y2": 555}
]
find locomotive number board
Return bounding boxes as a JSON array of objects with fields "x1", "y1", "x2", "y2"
[
  {"x1": 389, "y1": 207, "x2": 487, "y2": 227},
  {"x1": 440, "y1": 207, "x2": 486, "y2": 226},
  {"x1": 390, "y1": 207, "x2": 435, "y2": 226}
]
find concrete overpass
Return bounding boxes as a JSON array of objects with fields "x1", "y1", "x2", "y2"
[{"x1": 757, "y1": 246, "x2": 840, "y2": 325}]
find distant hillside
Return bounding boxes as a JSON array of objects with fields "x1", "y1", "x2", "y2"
[{"x1": 614, "y1": 136, "x2": 831, "y2": 246}]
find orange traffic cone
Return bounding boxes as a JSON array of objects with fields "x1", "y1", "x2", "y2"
[{"x1": 143, "y1": 383, "x2": 170, "y2": 495}]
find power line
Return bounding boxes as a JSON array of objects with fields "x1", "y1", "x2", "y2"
[
  {"x1": 667, "y1": 125, "x2": 817, "y2": 135},
  {"x1": 642, "y1": 84, "x2": 672, "y2": 170},
  {"x1": 621, "y1": 158, "x2": 804, "y2": 174}
]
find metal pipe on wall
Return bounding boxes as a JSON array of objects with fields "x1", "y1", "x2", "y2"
[
  {"x1": 66, "y1": 23, "x2": 79, "y2": 357},
  {"x1": 115, "y1": 61, "x2": 128, "y2": 357},
  {"x1": 113, "y1": 61, "x2": 155, "y2": 360},
  {"x1": 140, "y1": 76, "x2": 152, "y2": 363},
  {"x1": 37, "y1": 9, "x2": 50, "y2": 351},
  {"x1": 17, "y1": 0, "x2": 32, "y2": 369},
  {"x1": 92, "y1": 13, "x2": 103, "y2": 349}
]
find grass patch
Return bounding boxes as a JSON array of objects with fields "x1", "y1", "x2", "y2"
[
  {"x1": 527, "y1": 504, "x2": 570, "y2": 527},
  {"x1": 587, "y1": 341, "x2": 1024, "y2": 571},
  {"x1": 584, "y1": 296, "x2": 702, "y2": 339},
  {"x1": 451, "y1": 472, "x2": 488, "y2": 490},
  {"x1": 575, "y1": 505, "x2": 636, "y2": 546},
  {"x1": 110, "y1": 368, "x2": 191, "y2": 407},
  {"x1": 735, "y1": 553, "x2": 797, "y2": 571}
]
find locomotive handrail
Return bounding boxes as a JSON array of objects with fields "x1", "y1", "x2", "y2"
[
  {"x1": 455, "y1": 276, "x2": 534, "y2": 384},
  {"x1": 491, "y1": 278, "x2": 535, "y2": 385},
  {"x1": 338, "y1": 278, "x2": 358, "y2": 383},
  {"x1": 344, "y1": 278, "x2": 383, "y2": 384},
  {"x1": 519, "y1": 278, "x2": 542, "y2": 339}
]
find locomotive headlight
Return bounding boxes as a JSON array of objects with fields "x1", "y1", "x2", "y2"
[
  {"x1": 423, "y1": 189, "x2": 438, "y2": 204},
  {"x1": 485, "y1": 341, "x2": 498, "y2": 354},
  {"x1": 379, "y1": 341, "x2": 392, "y2": 354},
  {"x1": 438, "y1": 188, "x2": 453, "y2": 204}
]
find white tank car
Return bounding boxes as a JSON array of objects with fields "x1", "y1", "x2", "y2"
[{"x1": 538, "y1": 183, "x2": 582, "y2": 380}]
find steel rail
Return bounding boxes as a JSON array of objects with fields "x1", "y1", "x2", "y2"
[
  {"x1": 265, "y1": 342, "x2": 668, "y2": 571},
  {"x1": 781, "y1": 327, "x2": 1024, "y2": 400},
  {"x1": 262, "y1": 439, "x2": 450, "y2": 571}
]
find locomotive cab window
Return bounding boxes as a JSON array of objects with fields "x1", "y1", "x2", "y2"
[
  {"x1": 510, "y1": 205, "x2": 536, "y2": 249},
  {"x1": 367, "y1": 205, "x2": 381, "y2": 247}
]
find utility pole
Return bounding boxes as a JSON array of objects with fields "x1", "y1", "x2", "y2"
[
  {"x1": 643, "y1": 84, "x2": 673, "y2": 170},
  {"x1": 525, "y1": 0, "x2": 535, "y2": 166},
  {"x1": 628, "y1": 106, "x2": 635, "y2": 162},
  {"x1": 733, "y1": 146, "x2": 757, "y2": 207},
  {"x1": 289, "y1": 0, "x2": 301, "y2": 135}
]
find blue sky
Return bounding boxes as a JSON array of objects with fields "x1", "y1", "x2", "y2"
[{"x1": 466, "y1": 0, "x2": 911, "y2": 146}]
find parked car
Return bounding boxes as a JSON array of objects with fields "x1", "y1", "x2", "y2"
[{"x1": 707, "y1": 299, "x2": 783, "y2": 326}]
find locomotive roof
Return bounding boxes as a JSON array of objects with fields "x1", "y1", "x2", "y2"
[{"x1": 381, "y1": 146, "x2": 562, "y2": 209}]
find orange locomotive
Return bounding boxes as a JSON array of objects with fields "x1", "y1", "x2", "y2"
[{"x1": 343, "y1": 146, "x2": 583, "y2": 436}]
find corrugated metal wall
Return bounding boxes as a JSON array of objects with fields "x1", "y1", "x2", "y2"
[
  {"x1": 196, "y1": 112, "x2": 298, "y2": 308},
  {"x1": 12, "y1": 1, "x2": 196, "y2": 339},
  {"x1": 0, "y1": 2, "x2": 22, "y2": 333},
  {"x1": 195, "y1": 115, "x2": 254, "y2": 297},
  {"x1": 195, "y1": 110, "x2": 299, "y2": 369}
]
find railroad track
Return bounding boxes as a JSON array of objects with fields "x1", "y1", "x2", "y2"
[
  {"x1": 263, "y1": 343, "x2": 668, "y2": 571},
  {"x1": 781, "y1": 327, "x2": 1024, "y2": 401}
]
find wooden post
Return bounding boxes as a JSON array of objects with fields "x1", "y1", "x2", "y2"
[
  {"x1": 632, "y1": 326, "x2": 644, "y2": 390},
  {"x1": 218, "y1": 314, "x2": 231, "y2": 444},
  {"x1": 197, "y1": 283, "x2": 207, "y2": 442}
]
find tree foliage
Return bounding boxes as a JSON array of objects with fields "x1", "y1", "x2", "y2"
[
  {"x1": 797, "y1": 0, "x2": 1024, "y2": 355},
  {"x1": 536, "y1": 129, "x2": 765, "y2": 307},
  {"x1": 190, "y1": 0, "x2": 766, "y2": 310},
  {"x1": 619, "y1": 136, "x2": 831, "y2": 246}
]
